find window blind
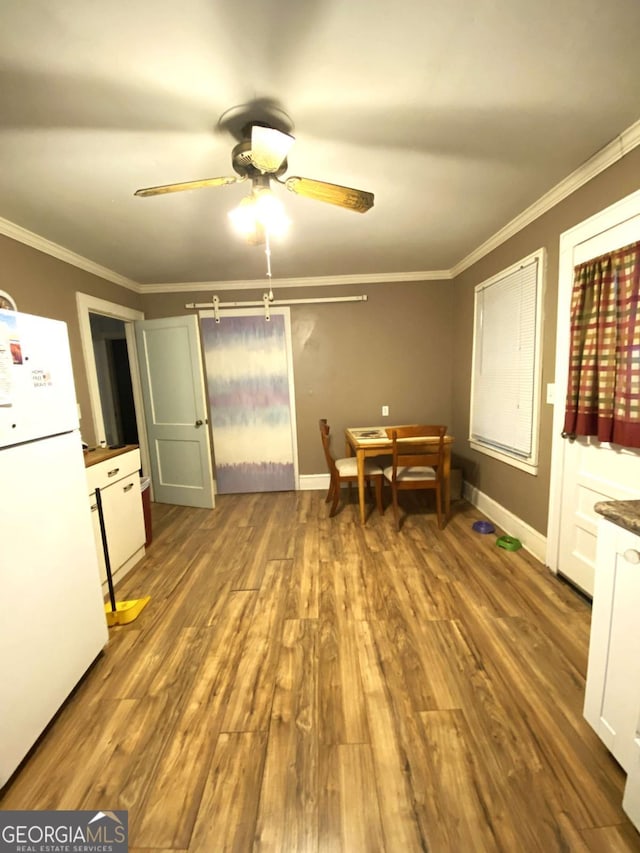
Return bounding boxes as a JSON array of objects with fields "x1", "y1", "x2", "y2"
[{"x1": 471, "y1": 257, "x2": 539, "y2": 462}]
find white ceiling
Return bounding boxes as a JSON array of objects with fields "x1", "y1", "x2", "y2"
[{"x1": 1, "y1": 0, "x2": 640, "y2": 288}]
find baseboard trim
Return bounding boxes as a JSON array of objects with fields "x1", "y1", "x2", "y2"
[
  {"x1": 299, "y1": 473, "x2": 330, "y2": 491},
  {"x1": 301, "y1": 475, "x2": 547, "y2": 562},
  {"x1": 462, "y1": 483, "x2": 547, "y2": 564}
]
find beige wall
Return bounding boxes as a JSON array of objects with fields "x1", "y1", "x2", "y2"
[
  {"x1": 6, "y1": 235, "x2": 143, "y2": 445},
  {"x1": 141, "y1": 281, "x2": 454, "y2": 474},
  {"x1": 5, "y1": 144, "x2": 640, "y2": 519},
  {"x1": 450, "y1": 145, "x2": 640, "y2": 535}
]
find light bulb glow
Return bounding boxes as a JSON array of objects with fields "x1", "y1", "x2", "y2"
[
  {"x1": 228, "y1": 188, "x2": 290, "y2": 240},
  {"x1": 227, "y1": 195, "x2": 257, "y2": 237}
]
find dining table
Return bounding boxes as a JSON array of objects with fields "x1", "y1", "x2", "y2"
[{"x1": 345, "y1": 425, "x2": 455, "y2": 525}]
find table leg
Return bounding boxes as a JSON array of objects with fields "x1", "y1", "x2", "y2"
[{"x1": 357, "y1": 449, "x2": 366, "y2": 525}]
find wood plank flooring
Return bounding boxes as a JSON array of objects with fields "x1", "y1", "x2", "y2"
[{"x1": 2, "y1": 491, "x2": 639, "y2": 852}]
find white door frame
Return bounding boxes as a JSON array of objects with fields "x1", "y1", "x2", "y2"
[
  {"x1": 76, "y1": 293, "x2": 151, "y2": 485},
  {"x1": 546, "y1": 188, "x2": 640, "y2": 572}
]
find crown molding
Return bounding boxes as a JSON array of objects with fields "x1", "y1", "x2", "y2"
[
  {"x1": 451, "y1": 117, "x2": 640, "y2": 278},
  {"x1": 0, "y1": 216, "x2": 141, "y2": 292},
  {"x1": 2, "y1": 117, "x2": 639, "y2": 292},
  {"x1": 139, "y1": 269, "x2": 452, "y2": 293}
]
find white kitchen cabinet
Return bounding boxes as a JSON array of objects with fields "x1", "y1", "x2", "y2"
[
  {"x1": 623, "y1": 726, "x2": 640, "y2": 830},
  {"x1": 584, "y1": 517, "x2": 640, "y2": 774},
  {"x1": 87, "y1": 447, "x2": 145, "y2": 590}
]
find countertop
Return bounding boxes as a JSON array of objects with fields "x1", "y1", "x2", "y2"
[
  {"x1": 594, "y1": 499, "x2": 640, "y2": 536},
  {"x1": 83, "y1": 444, "x2": 139, "y2": 468}
]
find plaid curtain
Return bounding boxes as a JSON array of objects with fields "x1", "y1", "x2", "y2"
[{"x1": 563, "y1": 239, "x2": 640, "y2": 447}]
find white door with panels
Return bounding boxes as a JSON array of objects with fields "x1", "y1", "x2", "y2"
[
  {"x1": 558, "y1": 431, "x2": 640, "y2": 596},
  {"x1": 135, "y1": 315, "x2": 214, "y2": 508},
  {"x1": 550, "y1": 194, "x2": 640, "y2": 597}
]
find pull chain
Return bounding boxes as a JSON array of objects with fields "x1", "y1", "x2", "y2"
[{"x1": 265, "y1": 230, "x2": 274, "y2": 301}]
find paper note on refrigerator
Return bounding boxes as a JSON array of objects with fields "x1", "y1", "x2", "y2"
[{"x1": 0, "y1": 323, "x2": 13, "y2": 405}]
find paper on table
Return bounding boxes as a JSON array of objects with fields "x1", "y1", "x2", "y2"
[{"x1": 349, "y1": 427, "x2": 388, "y2": 441}]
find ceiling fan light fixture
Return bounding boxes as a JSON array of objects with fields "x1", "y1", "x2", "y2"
[
  {"x1": 250, "y1": 125, "x2": 295, "y2": 174},
  {"x1": 228, "y1": 187, "x2": 290, "y2": 240},
  {"x1": 254, "y1": 187, "x2": 290, "y2": 236},
  {"x1": 227, "y1": 195, "x2": 258, "y2": 238}
]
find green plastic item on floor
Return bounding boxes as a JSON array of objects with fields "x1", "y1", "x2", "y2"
[{"x1": 496, "y1": 535, "x2": 522, "y2": 551}]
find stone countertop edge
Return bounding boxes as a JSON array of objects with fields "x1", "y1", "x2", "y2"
[{"x1": 594, "y1": 499, "x2": 640, "y2": 536}]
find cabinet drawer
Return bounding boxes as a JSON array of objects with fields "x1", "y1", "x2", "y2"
[
  {"x1": 612, "y1": 524, "x2": 640, "y2": 560},
  {"x1": 86, "y1": 449, "x2": 140, "y2": 493}
]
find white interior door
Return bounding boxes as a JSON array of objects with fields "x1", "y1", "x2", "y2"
[
  {"x1": 558, "y1": 436, "x2": 640, "y2": 596},
  {"x1": 135, "y1": 315, "x2": 214, "y2": 508},
  {"x1": 549, "y1": 196, "x2": 640, "y2": 596}
]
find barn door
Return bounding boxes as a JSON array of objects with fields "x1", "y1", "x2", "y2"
[{"x1": 200, "y1": 308, "x2": 299, "y2": 494}]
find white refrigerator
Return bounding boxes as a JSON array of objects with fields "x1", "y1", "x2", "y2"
[{"x1": 0, "y1": 309, "x2": 108, "y2": 788}]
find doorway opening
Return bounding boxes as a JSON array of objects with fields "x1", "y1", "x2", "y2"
[
  {"x1": 89, "y1": 313, "x2": 138, "y2": 447},
  {"x1": 76, "y1": 292, "x2": 150, "y2": 481}
]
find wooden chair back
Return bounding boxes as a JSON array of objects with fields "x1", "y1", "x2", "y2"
[
  {"x1": 319, "y1": 418, "x2": 338, "y2": 478},
  {"x1": 386, "y1": 424, "x2": 447, "y2": 529},
  {"x1": 319, "y1": 418, "x2": 384, "y2": 518},
  {"x1": 389, "y1": 425, "x2": 446, "y2": 481}
]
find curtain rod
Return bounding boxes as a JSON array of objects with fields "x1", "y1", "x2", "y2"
[
  {"x1": 185, "y1": 294, "x2": 368, "y2": 309},
  {"x1": 185, "y1": 293, "x2": 368, "y2": 321}
]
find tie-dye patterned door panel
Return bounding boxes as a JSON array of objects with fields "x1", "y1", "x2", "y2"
[{"x1": 200, "y1": 308, "x2": 298, "y2": 493}]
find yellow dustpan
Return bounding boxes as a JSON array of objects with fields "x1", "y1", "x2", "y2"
[
  {"x1": 95, "y1": 486, "x2": 150, "y2": 627},
  {"x1": 104, "y1": 596, "x2": 150, "y2": 626}
]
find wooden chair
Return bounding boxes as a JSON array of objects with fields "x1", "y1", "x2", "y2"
[
  {"x1": 319, "y1": 419, "x2": 384, "y2": 518},
  {"x1": 383, "y1": 424, "x2": 447, "y2": 530}
]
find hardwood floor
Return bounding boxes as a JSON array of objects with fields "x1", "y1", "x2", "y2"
[{"x1": 2, "y1": 491, "x2": 639, "y2": 852}]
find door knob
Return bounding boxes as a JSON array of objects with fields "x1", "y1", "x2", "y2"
[{"x1": 195, "y1": 419, "x2": 204, "y2": 427}]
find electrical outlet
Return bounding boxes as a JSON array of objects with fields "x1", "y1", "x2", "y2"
[
  {"x1": 382, "y1": 405, "x2": 389, "y2": 417},
  {"x1": 546, "y1": 383, "x2": 555, "y2": 404}
]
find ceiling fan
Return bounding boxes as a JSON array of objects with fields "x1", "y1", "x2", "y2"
[{"x1": 134, "y1": 122, "x2": 375, "y2": 217}]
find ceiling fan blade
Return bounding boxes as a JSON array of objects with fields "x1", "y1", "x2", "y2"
[
  {"x1": 250, "y1": 125, "x2": 295, "y2": 173},
  {"x1": 134, "y1": 175, "x2": 241, "y2": 197},
  {"x1": 284, "y1": 177, "x2": 374, "y2": 213}
]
